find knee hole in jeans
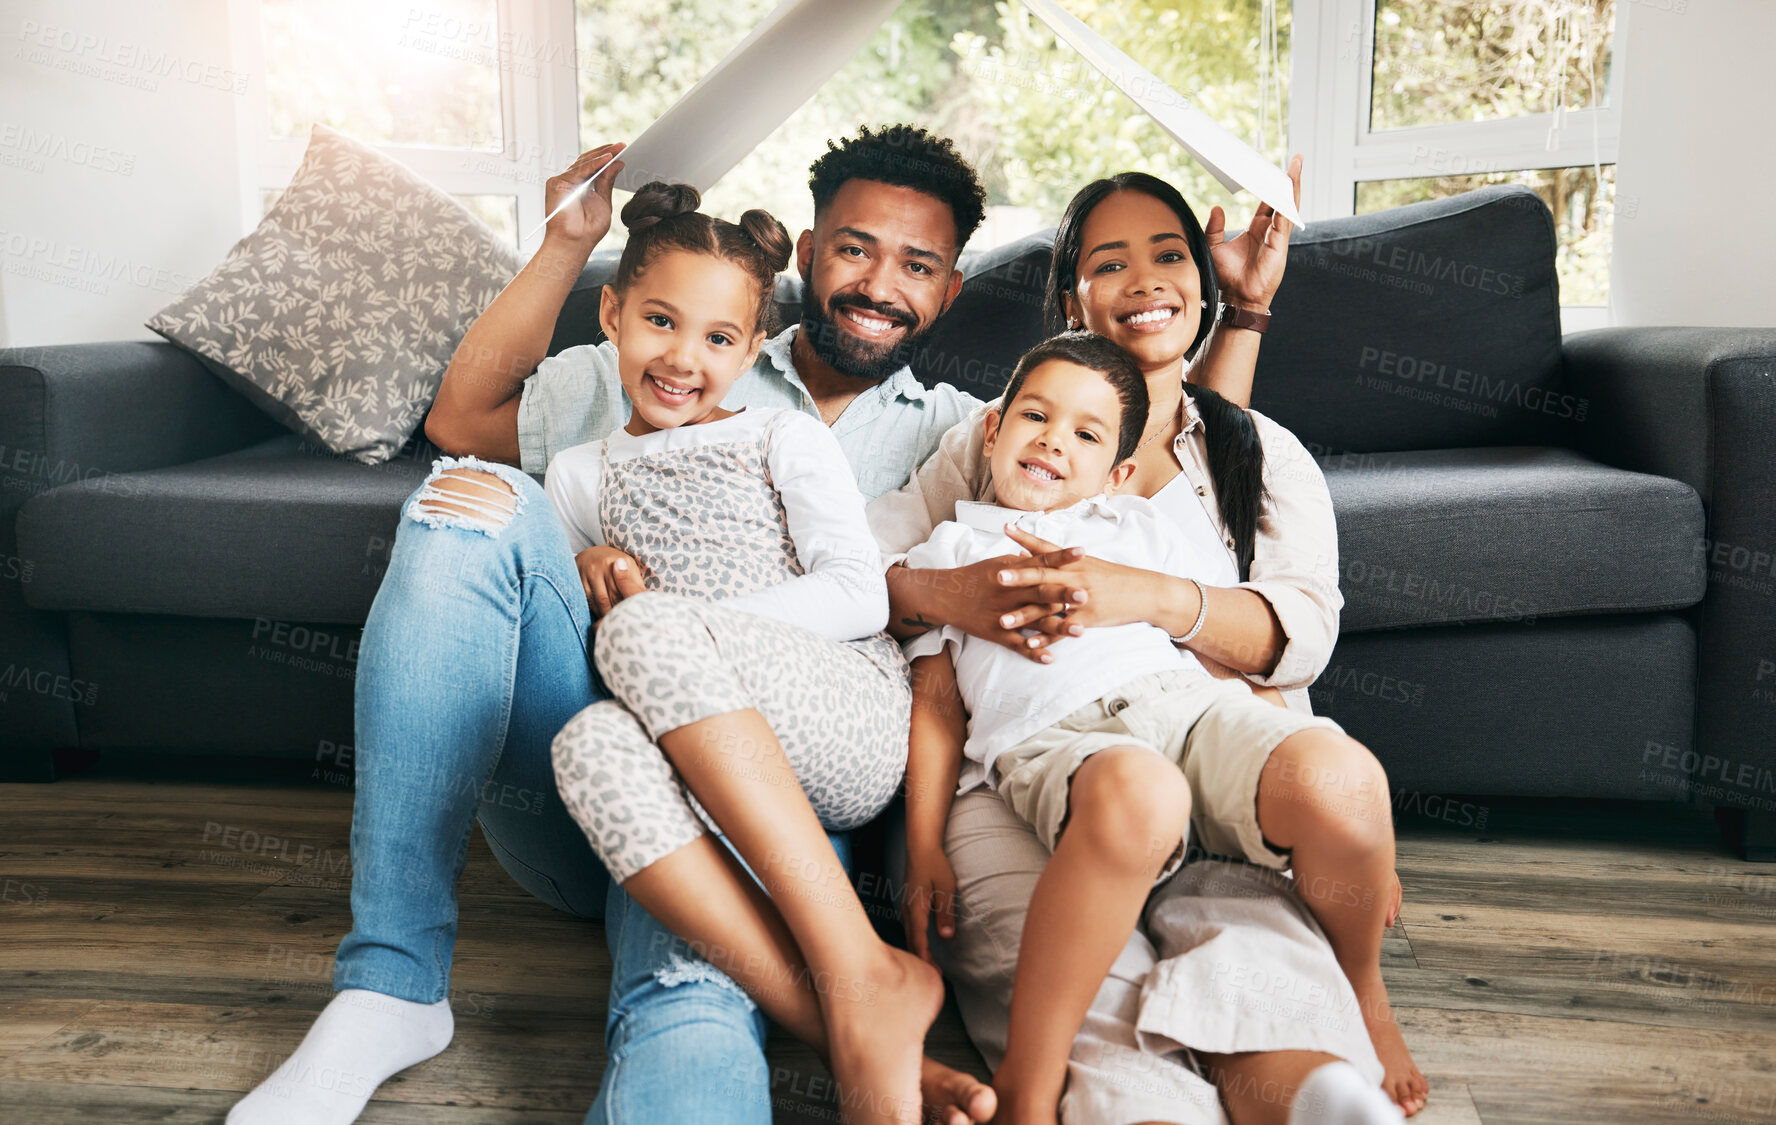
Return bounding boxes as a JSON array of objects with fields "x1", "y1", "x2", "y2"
[{"x1": 413, "y1": 467, "x2": 519, "y2": 535}]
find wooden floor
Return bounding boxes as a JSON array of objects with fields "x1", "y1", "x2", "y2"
[{"x1": 1, "y1": 774, "x2": 1773, "y2": 1124}]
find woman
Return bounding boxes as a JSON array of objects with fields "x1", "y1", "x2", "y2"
[{"x1": 873, "y1": 161, "x2": 1429, "y2": 1123}]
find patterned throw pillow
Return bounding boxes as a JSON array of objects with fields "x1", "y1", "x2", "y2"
[{"x1": 147, "y1": 125, "x2": 522, "y2": 464}]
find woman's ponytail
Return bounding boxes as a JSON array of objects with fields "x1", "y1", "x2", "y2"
[{"x1": 1189, "y1": 385, "x2": 1267, "y2": 581}]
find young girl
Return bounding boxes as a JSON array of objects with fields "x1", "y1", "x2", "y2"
[{"x1": 543, "y1": 181, "x2": 942, "y2": 1125}]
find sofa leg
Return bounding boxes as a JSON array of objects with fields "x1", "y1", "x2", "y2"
[
  {"x1": 1716, "y1": 807, "x2": 1776, "y2": 862},
  {"x1": 0, "y1": 748, "x2": 62, "y2": 783}
]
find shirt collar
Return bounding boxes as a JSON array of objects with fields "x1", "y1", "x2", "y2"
[
  {"x1": 764, "y1": 324, "x2": 930, "y2": 406},
  {"x1": 1180, "y1": 387, "x2": 1205, "y2": 437},
  {"x1": 758, "y1": 325, "x2": 803, "y2": 386},
  {"x1": 953, "y1": 493, "x2": 1121, "y2": 535}
]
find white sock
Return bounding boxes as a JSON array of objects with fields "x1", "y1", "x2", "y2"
[
  {"x1": 227, "y1": 989, "x2": 454, "y2": 1125},
  {"x1": 1288, "y1": 1061, "x2": 1406, "y2": 1125}
]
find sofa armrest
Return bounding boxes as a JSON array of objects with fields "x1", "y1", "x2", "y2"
[
  {"x1": 1, "y1": 342, "x2": 281, "y2": 521},
  {"x1": 1563, "y1": 326, "x2": 1776, "y2": 504},
  {"x1": 1565, "y1": 326, "x2": 1776, "y2": 819},
  {"x1": 0, "y1": 341, "x2": 280, "y2": 773}
]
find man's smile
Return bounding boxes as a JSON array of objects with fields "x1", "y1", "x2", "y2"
[{"x1": 838, "y1": 306, "x2": 903, "y2": 338}]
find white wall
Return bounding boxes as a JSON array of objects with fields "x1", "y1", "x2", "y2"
[
  {"x1": 0, "y1": 0, "x2": 244, "y2": 347},
  {"x1": 1611, "y1": 0, "x2": 1776, "y2": 329}
]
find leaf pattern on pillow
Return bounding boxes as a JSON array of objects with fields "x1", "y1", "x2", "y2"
[{"x1": 146, "y1": 124, "x2": 522, "y2": 465}]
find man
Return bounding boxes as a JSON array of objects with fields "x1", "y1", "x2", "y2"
[{"x1": 229, "y1": 125, "x2": 999, "y2": 1125}]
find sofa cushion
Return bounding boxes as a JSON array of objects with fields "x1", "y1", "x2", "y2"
[
  {"x1": 18, "y1": 435, "x2": 435, "y2": 624},
  {"x1": 544, "y1": 232, "x2": 1057, "y2": 403},
  {"x1": 1253, "y1": 185, "x2": 1569, "y2": 456},
  {"x1": 1327, "y1": 447, "x2": 1705, "y2": 631}
]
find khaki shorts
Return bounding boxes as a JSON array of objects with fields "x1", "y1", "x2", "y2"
[{"x1": 992, "y1": 669, "x2": 1346, "y2": 881}]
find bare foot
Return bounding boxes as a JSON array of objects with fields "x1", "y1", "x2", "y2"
[
  {"x1": 920, "y1": 1056, "x2": 996, "y2": 1124},
  {"x1": 1385, "y1": 871, "x2": 1403, "y2": 929},
  {"x1": 824, "y1": 945, "x2": 945, "y2": 1123},
  {"x1": 1353, "y1": 969, "x2": 1427, "y2": 1116}
]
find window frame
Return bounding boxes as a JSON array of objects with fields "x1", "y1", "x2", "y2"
[
  {"x1": 1291, "y1": 0, "x2": 1630, "y2": 325},
  {"x1": 227, "y1": 0, "x2": 582, "y2": 250}
]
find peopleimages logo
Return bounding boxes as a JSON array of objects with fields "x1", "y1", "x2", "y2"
[
  {"x1": 1357, "y1": 347, "x2": 1588, "y2": 421},
  {"x1": 1642, "y1": 741, "x2": 1776, "y2": 797},
  {"x1": 0, "y1": 662, "x2": 99, "y2": 706},
  {"x1": 1308, "y1": 237, "x2": 1526, "y2": 298},
  {"x1": 0, "y1": 123, "x2": 136, "y2": 175},
  {"x1": 0, "y1": 230, "x2": 197, "y2": 296},
  {"x1": 15, "y1": 20, "x2": 250, "y2": 95}
]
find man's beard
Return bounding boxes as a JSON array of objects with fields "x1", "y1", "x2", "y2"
[{"x1": 798, "y1": 266, "x2": 939, "y2": 382}]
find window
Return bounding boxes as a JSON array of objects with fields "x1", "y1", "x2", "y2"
[
  {"x1": 228, "y1": 0, "x2": 579, "y2": 248},
  {"x1": 1294, "y1": 0, "x2": 1624, "y2": 324},
  {"x1": 234, "y1": 1, "x2": 1294, "y2": 257},
  {"x1": 1370, "y1": 0, "x2": 1614, "y2": 130},
  {"x1": 573, "y1": 0, "x2": 1291, "y2": 252},
  {"x1": 262, "y1": 0, "x2": 506, "y2": 149}
]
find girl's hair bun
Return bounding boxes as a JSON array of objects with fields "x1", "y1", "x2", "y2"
[
  {"x1": 621, "y1": 181, "x2": 701, "y2": 233},
  {"x1": 738, "y1": 208, "x2": 793, "y2": 275}
]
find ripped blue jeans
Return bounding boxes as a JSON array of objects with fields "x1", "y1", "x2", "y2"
[
  {"x1": 334, "y1": 457, "x2": 849, "y2": 1121},
  {"x1": 335, "y1": 456, "x2": 611, "y2": 999},
  {"x1": 589, "y1": 834, "x2": 854, "y2": 1125}
]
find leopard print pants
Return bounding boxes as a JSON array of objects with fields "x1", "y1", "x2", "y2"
[{"x1": 550, "y1": 591, "x2": 911, "y2": 882}]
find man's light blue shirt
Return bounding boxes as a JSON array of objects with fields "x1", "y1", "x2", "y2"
[{"x1": 516, "y1": 324, "x2": 980, "y2": 500}]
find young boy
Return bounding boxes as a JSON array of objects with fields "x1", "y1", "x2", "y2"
[{"x1": 899, "y1": 331, "x2": 1403, "y2": 1125}]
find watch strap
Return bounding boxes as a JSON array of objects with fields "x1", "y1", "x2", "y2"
[{"x1": 1219, "y1": 302, "x2": 1271, "y2": 335}]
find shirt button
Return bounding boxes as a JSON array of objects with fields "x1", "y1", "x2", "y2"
[
  {"x1": 1225, "y1": 537, "x2": 1236, "y2": 548},
  {"x1": 1195, "y1": 485, "x2": 1207, "y2": 496},
  {"x1": 1107, "y1": 698, "x2": 1130, "y2": 715}
]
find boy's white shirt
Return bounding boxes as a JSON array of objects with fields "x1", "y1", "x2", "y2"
[{"x1": 902, "y1": 492, "x2": 1210, "y2": 793}]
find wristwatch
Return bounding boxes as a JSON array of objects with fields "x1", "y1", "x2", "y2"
[{"x1": 1218, "y1": 302, "x2": 1271, "y2": 335}]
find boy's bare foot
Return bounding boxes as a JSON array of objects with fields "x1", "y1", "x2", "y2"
[
  {"x1": 824, "y1": 946, "x2": 945, "y2": 1123},
  {"x1": 920, "y1": 1057, "x2": 996, "y2": 1124},
  {"x1": 1351, "y1": 969, "x2": 1427, "y2": 1116}
]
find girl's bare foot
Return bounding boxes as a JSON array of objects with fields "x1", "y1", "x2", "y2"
[
  {"x1": 1351, "y1": 969, "x2": 1427, "y2": 1115},
  {"x1": 921, "y1": 1056, "x2": 997, "y2": 1124},
  {"x1": 1385, "y1": 872, "x2": 1403, "y2": 930},
  {"x1": 824, "y1": 945, "x2": 945, "y2": 1123}
]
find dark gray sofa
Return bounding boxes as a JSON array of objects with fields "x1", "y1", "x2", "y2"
[{"x1": 5, "y1": 186, "x2": 1773, "y2": 856}]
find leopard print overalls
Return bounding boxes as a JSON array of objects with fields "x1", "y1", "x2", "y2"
[{"x1": 550, "y1": 410, "x2": 911, "y2": 882}]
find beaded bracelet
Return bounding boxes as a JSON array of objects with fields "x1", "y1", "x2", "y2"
[{"x1": 1173, "y1": 576, "x2": 1209, "y2": 644}]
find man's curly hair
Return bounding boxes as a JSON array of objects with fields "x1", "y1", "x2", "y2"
[{"x1": 806, "y1": 124, "x2": 986, "y2": 255}]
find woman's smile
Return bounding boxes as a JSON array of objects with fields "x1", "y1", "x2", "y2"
[{"x1": 1115, "y1": 302, "x2": 1181, "y2": 334}]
